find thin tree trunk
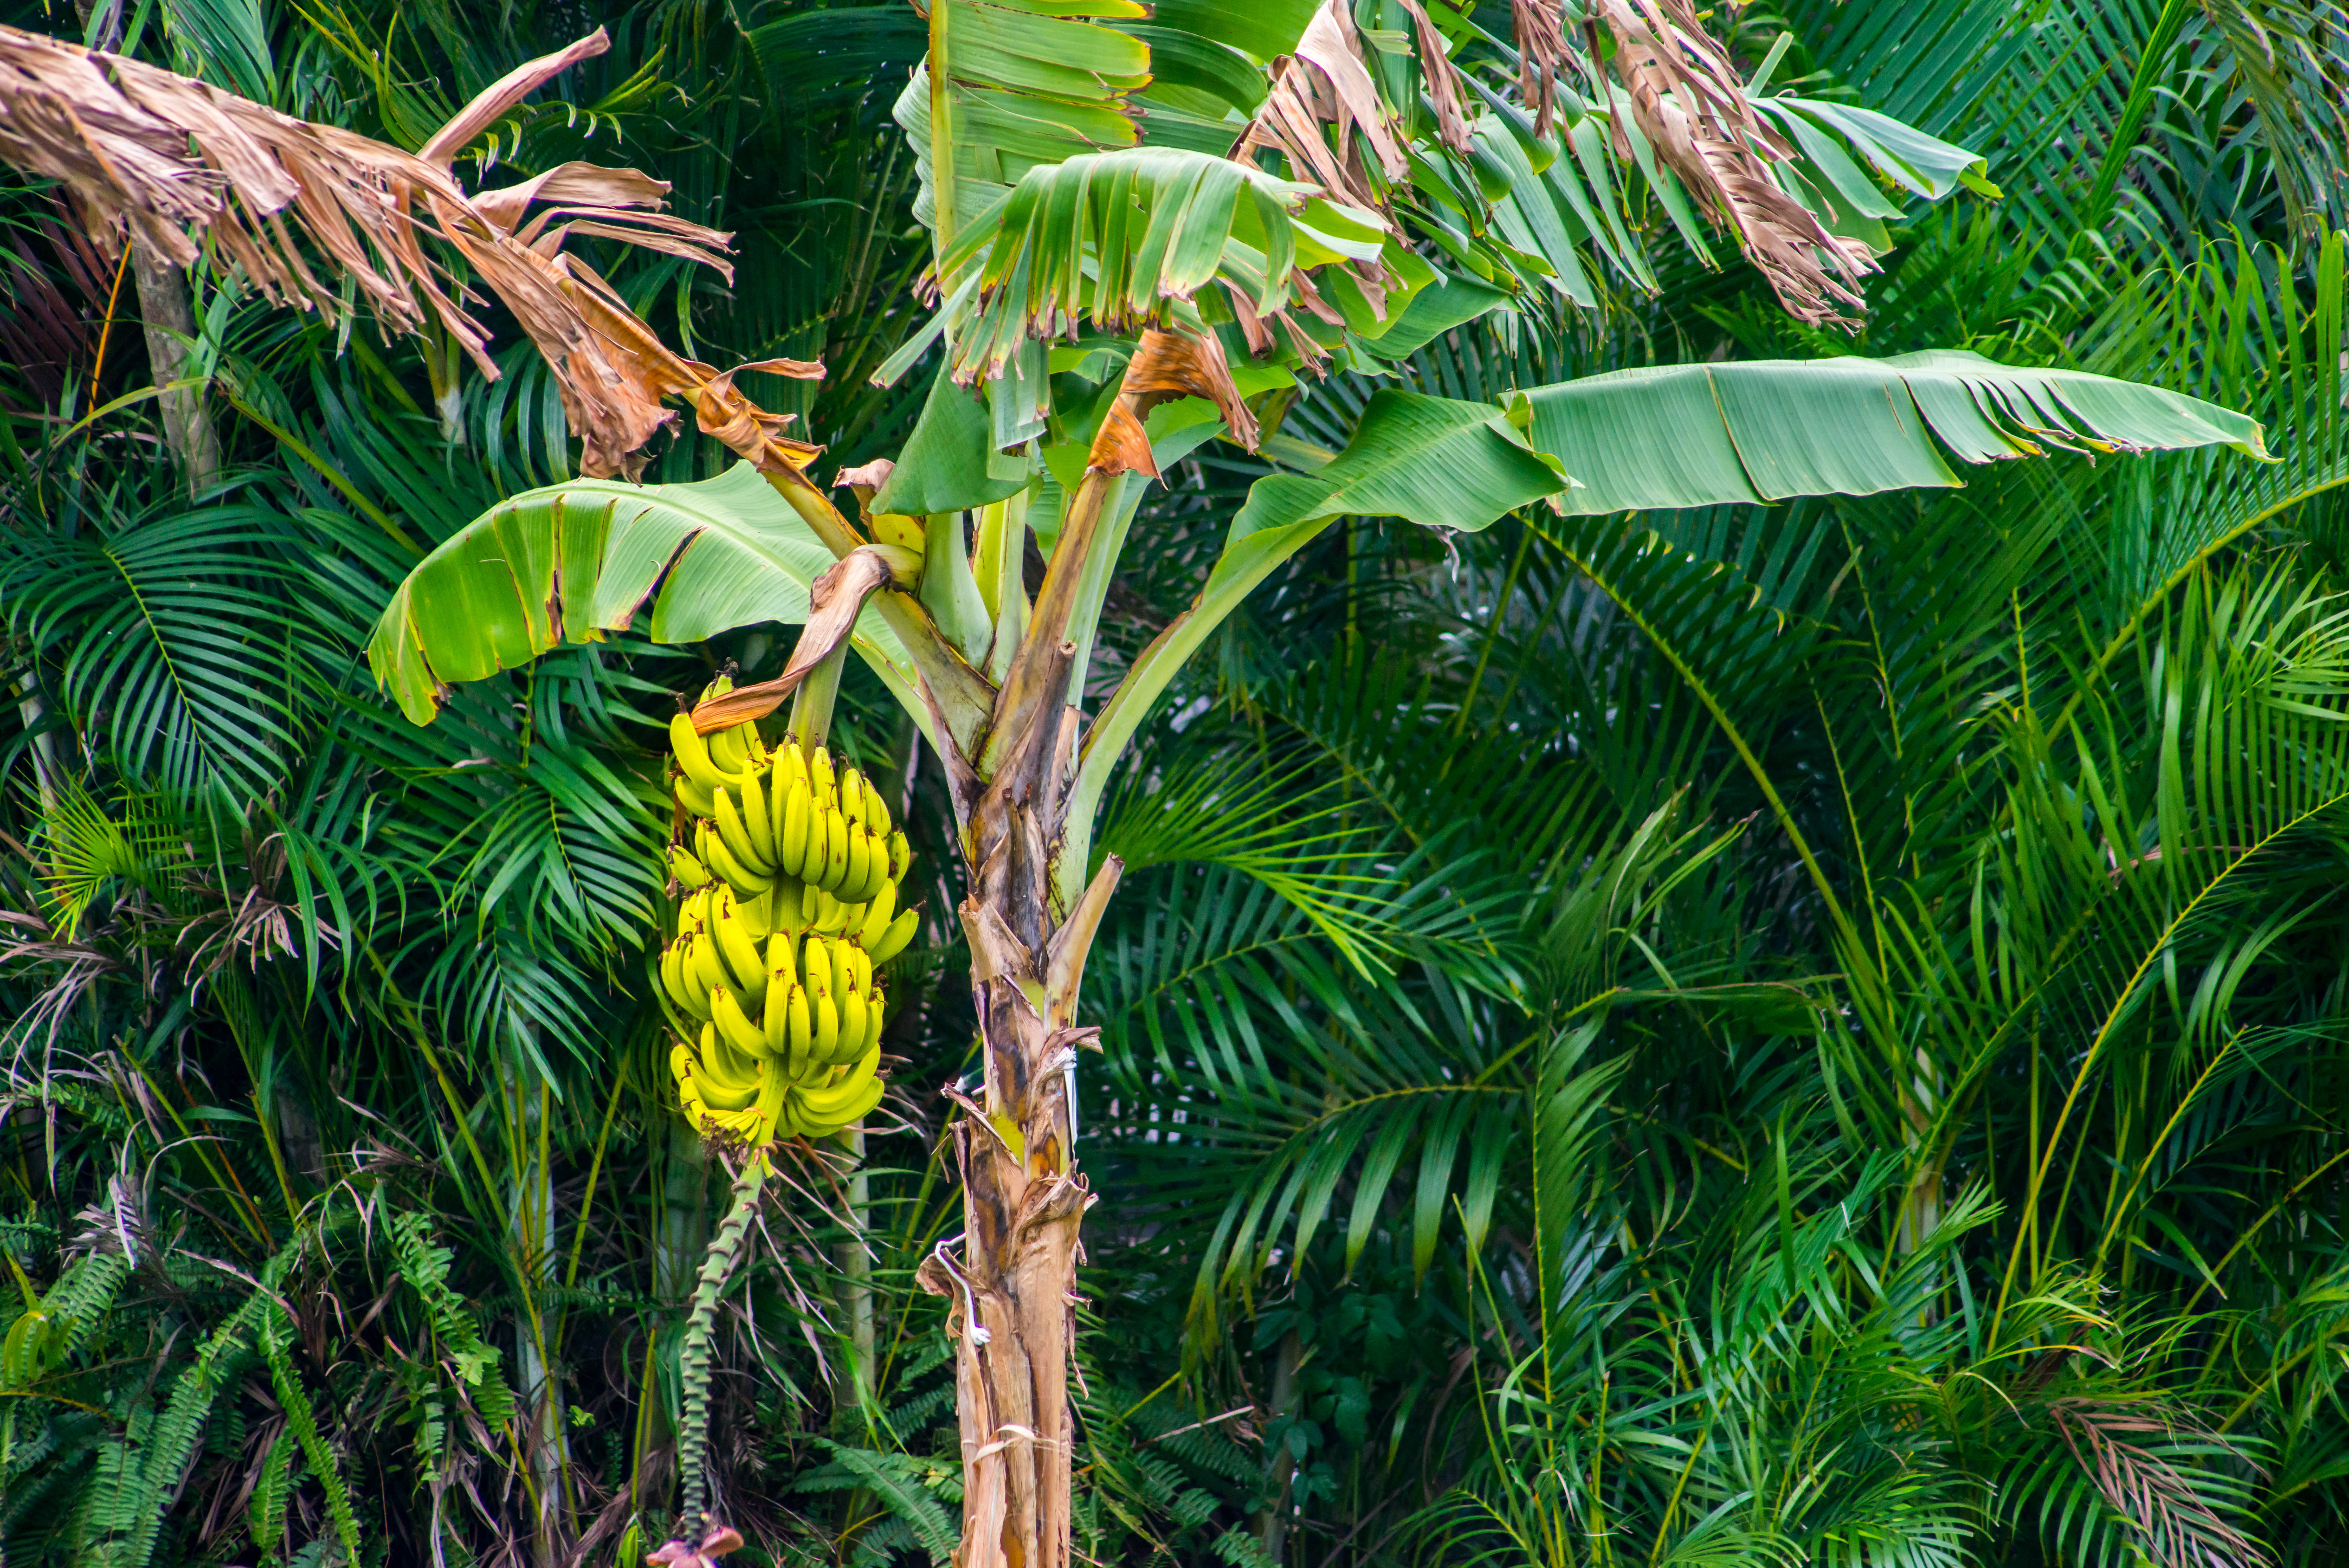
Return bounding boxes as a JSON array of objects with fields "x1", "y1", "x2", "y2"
[
  {"x1": 66, "y1": 0, "x2": 216, "y2": 492},
  {"x1": 10, "y1": 675, "x2": 61, "y2": 811},
  {"x1": 129, "y1": 244, "x2": 221, "y2": 492},
  {"x1": 507, "y1": 1064, "x2": 568, "y2": 1568},
  {"x1": 1253, "y1": 1330, "x2": 1303, "y2": 1564}
]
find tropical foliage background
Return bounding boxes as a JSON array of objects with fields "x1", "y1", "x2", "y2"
[{"x1": 6, "y1": 0, "x2": 2349, "y2": 1565}]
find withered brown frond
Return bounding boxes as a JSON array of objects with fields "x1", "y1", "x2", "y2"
[
  {"x1": 0, "y1": 24, "x2": 812, "y2": 480},
  {"x1": 1594, "y1": 0, "x2": 1878, "y2": 328}
]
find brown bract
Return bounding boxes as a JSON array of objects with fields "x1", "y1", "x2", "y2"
[
  {"x1": 1594, "y1": 0, "x2": 1878, "y2": 327},
  {"x1": 0, "y1": 23, "x2": 487, "y2": 355},
  {"x1": 686, "y1": 547, "x2": 914, "y2": 733},
  {"x1": 0, "y1": 23, "x2": 825, "y2": 479},
  {"x1": 644, "y1": 1524, "x2": 745, "y2": 1568},
  {"x1": 1225, "y1": 0, "x2": 1439, "y2": 340}
]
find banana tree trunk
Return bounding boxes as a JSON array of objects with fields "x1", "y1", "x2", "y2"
[{"x1": 925, "y1": 687, "x2": 1122, "y2": 1568}]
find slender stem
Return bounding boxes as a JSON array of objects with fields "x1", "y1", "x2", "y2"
[
  {"x1": 789, "y1": 639, "x2": 851, "y2": 751},
  {"x1": 677, "y1": 1156, "x2": 769, "y2": 1531},
  {"x1": 835, "y1": 1126, "x2": 876, "y2": 1422},
  {"x1": 1451, "y1": 520, "x2": 1531, "y2": 741}
]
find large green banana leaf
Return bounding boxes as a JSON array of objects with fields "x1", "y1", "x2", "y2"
[
  {"x1": 1519, "y1": 350, "x2": 2269, "y2": 515},
  {"x1": 368, "y1": 462, "x2": 917, "y2": 727}
]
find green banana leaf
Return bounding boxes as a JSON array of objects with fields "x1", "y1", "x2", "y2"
[
  {"x1": 367, "y1": 462, "x2": 918, "y2": 726},
  {"x1": 1517, "y1": 350, "x2": 2269, "y2": 516}
]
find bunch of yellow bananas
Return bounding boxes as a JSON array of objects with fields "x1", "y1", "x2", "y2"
[{"x1": 655, "y1": 691, "x2": 919, "y2": 1145}]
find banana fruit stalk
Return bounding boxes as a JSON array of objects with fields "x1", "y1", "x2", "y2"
[{"x1": 656, "y1": 677, "x2": 918, "y2": 1146}]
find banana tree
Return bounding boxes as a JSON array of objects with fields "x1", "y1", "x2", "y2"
[{"x1": 0, "y1": 3, "x2": 2270, "y2": 1565}]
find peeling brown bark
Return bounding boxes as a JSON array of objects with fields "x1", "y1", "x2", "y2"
[{"x1": 130, "y1": 242, "x2": 220, "y2": 492}]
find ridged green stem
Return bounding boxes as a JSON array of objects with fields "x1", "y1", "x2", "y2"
[{"x1": 676, "y1": 1155, "x2": 768, "y2": 1531}]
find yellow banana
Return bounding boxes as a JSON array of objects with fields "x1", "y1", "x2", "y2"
[
  {"x1": 761, "y1": 972, "x2": 793, "y2": 1057},
  {"x1": 668, "y1": 844, "x2": 711, "y2": 890},
  {"x1": 709, "y1": 721, "x2": 752, "y2": 774},
  {"x1": 821, "y1": 808, "x2": 850, "y2": 890},
  {"x1": 686, "y1": 933, "x2": 731, "y2": 1005},
  {"x1": 693, "y1": 1028, "x2": 761, "y2": 1109},
  {"x1": 825, "y1": 1075, "x2": 886, "y2": 1132},
  {"x1": 843, "y1": 827, "x2": 871, "y2": 905},
  {"x1": 856, "y1": 881, "x2": 897, "y2": 948},
  {"x1": 863, "y1": 774, "x2": 892, "y2": 837},
  {"x1": 766, "y1": 930, "x2": 800, "y2": 988},
  {"x1": 794, "y1": 1043, "x2": 881, "y2": 1118},
  {"x1": 713, "y1": 895, "x2": 769, "y2": 1004},
  {"x1": 694, "y1": 1073, "x2": 759, "y2": 1112},
  {"x1": 674, "y1": 771, "x2": 718, "y2": 820},
  {"x1": 706, "y1": 1013, "x2": 762, "y2": 1072},
  {"x1": 888, "y1": 830, "x2": 911, "y2": 881},
  {"x1": 698, "y1": 822, "x2": 771, "y2": 899},
  {"x1": 751, "y1": 1064, "x2": 787, "y2": 1146},
  {"x1": 795, "y1": 804, "x2": 825, "y2": 887},
  {"x1": 778, "y1": 775, "x2": 812, "y2": 878},
  {"x1": 869, "y1": 908, "x2": 919, "y2": 966},
  {"x1": 840, "y1": 766, "x2": 867, "y2": 825},
  {"x1": 816, "y1": 886, "x2": 859, "y2": 936},
  {"x1": 713, "y1": 784, "x2": 774, "y2": 876},
  {"x1": 738, "y1": 884, "x2": 774, "y2": 942},
  {"x1": 838, "y1": 987, "x2": 868, "y2": 1066},
  {"x1": 740, "y1": 764, "x2": 778, "y2": 867},
  {"x1": 712, "y1": 984, "x2": 773, "y2": 1060},
  {"x1": 810, "y1": 988, "x2": 840, "y2": 1061},
  {"x1": 775, "y1": 740, "x2": 810, "y2": 797},
  {"x1": 783, "y1": 983, "x2": 814, "y2": 1079},
  {"x1": 672, "y1": 713, "x2": 753, "y2": 793},
  {"x1": 810, "y1": 745, "x2": 836, "y2": 806},
  {"x1": 669, "y1": 1040, "x2": 695, "y2": 1083},
  {"x1": 861, "y1": 982, "x2": 885, "y2": 1054}
]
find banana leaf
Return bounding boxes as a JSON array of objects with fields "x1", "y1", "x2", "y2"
[
  {"x1": 367, "y1": 462, "x2": 917, "y2": 726},
  {"x1": 1518, "y1": 350, "x2": 2269, "y2": 516}
]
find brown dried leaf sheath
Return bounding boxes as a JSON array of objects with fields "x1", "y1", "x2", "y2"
[{"x1": 1118, "y1": 327, "x2": 1258, "y2": 451}]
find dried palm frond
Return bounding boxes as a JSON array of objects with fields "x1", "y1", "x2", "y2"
[
  {"x1": 0, "y1": 24, "x2": 815, "y2": 479},
  {"x1": 1592, "y1": 0, "x2": 1878, "y2": 326},
  {"x1": 2047, "y1": 1399, "x2": 2269, "y2": 1568}
]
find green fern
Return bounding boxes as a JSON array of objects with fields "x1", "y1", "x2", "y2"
[
  {"x1": 260, "y1": 1307, "x2": 363, "y2": 1566},
  {"x1": 247, "y1": 1424, "x2": 303, "y2": 1564}
]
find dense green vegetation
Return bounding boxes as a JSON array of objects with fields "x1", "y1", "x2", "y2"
[{"x1": 5, "y1": 1, "x2": 2349, "y2": 1565}]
